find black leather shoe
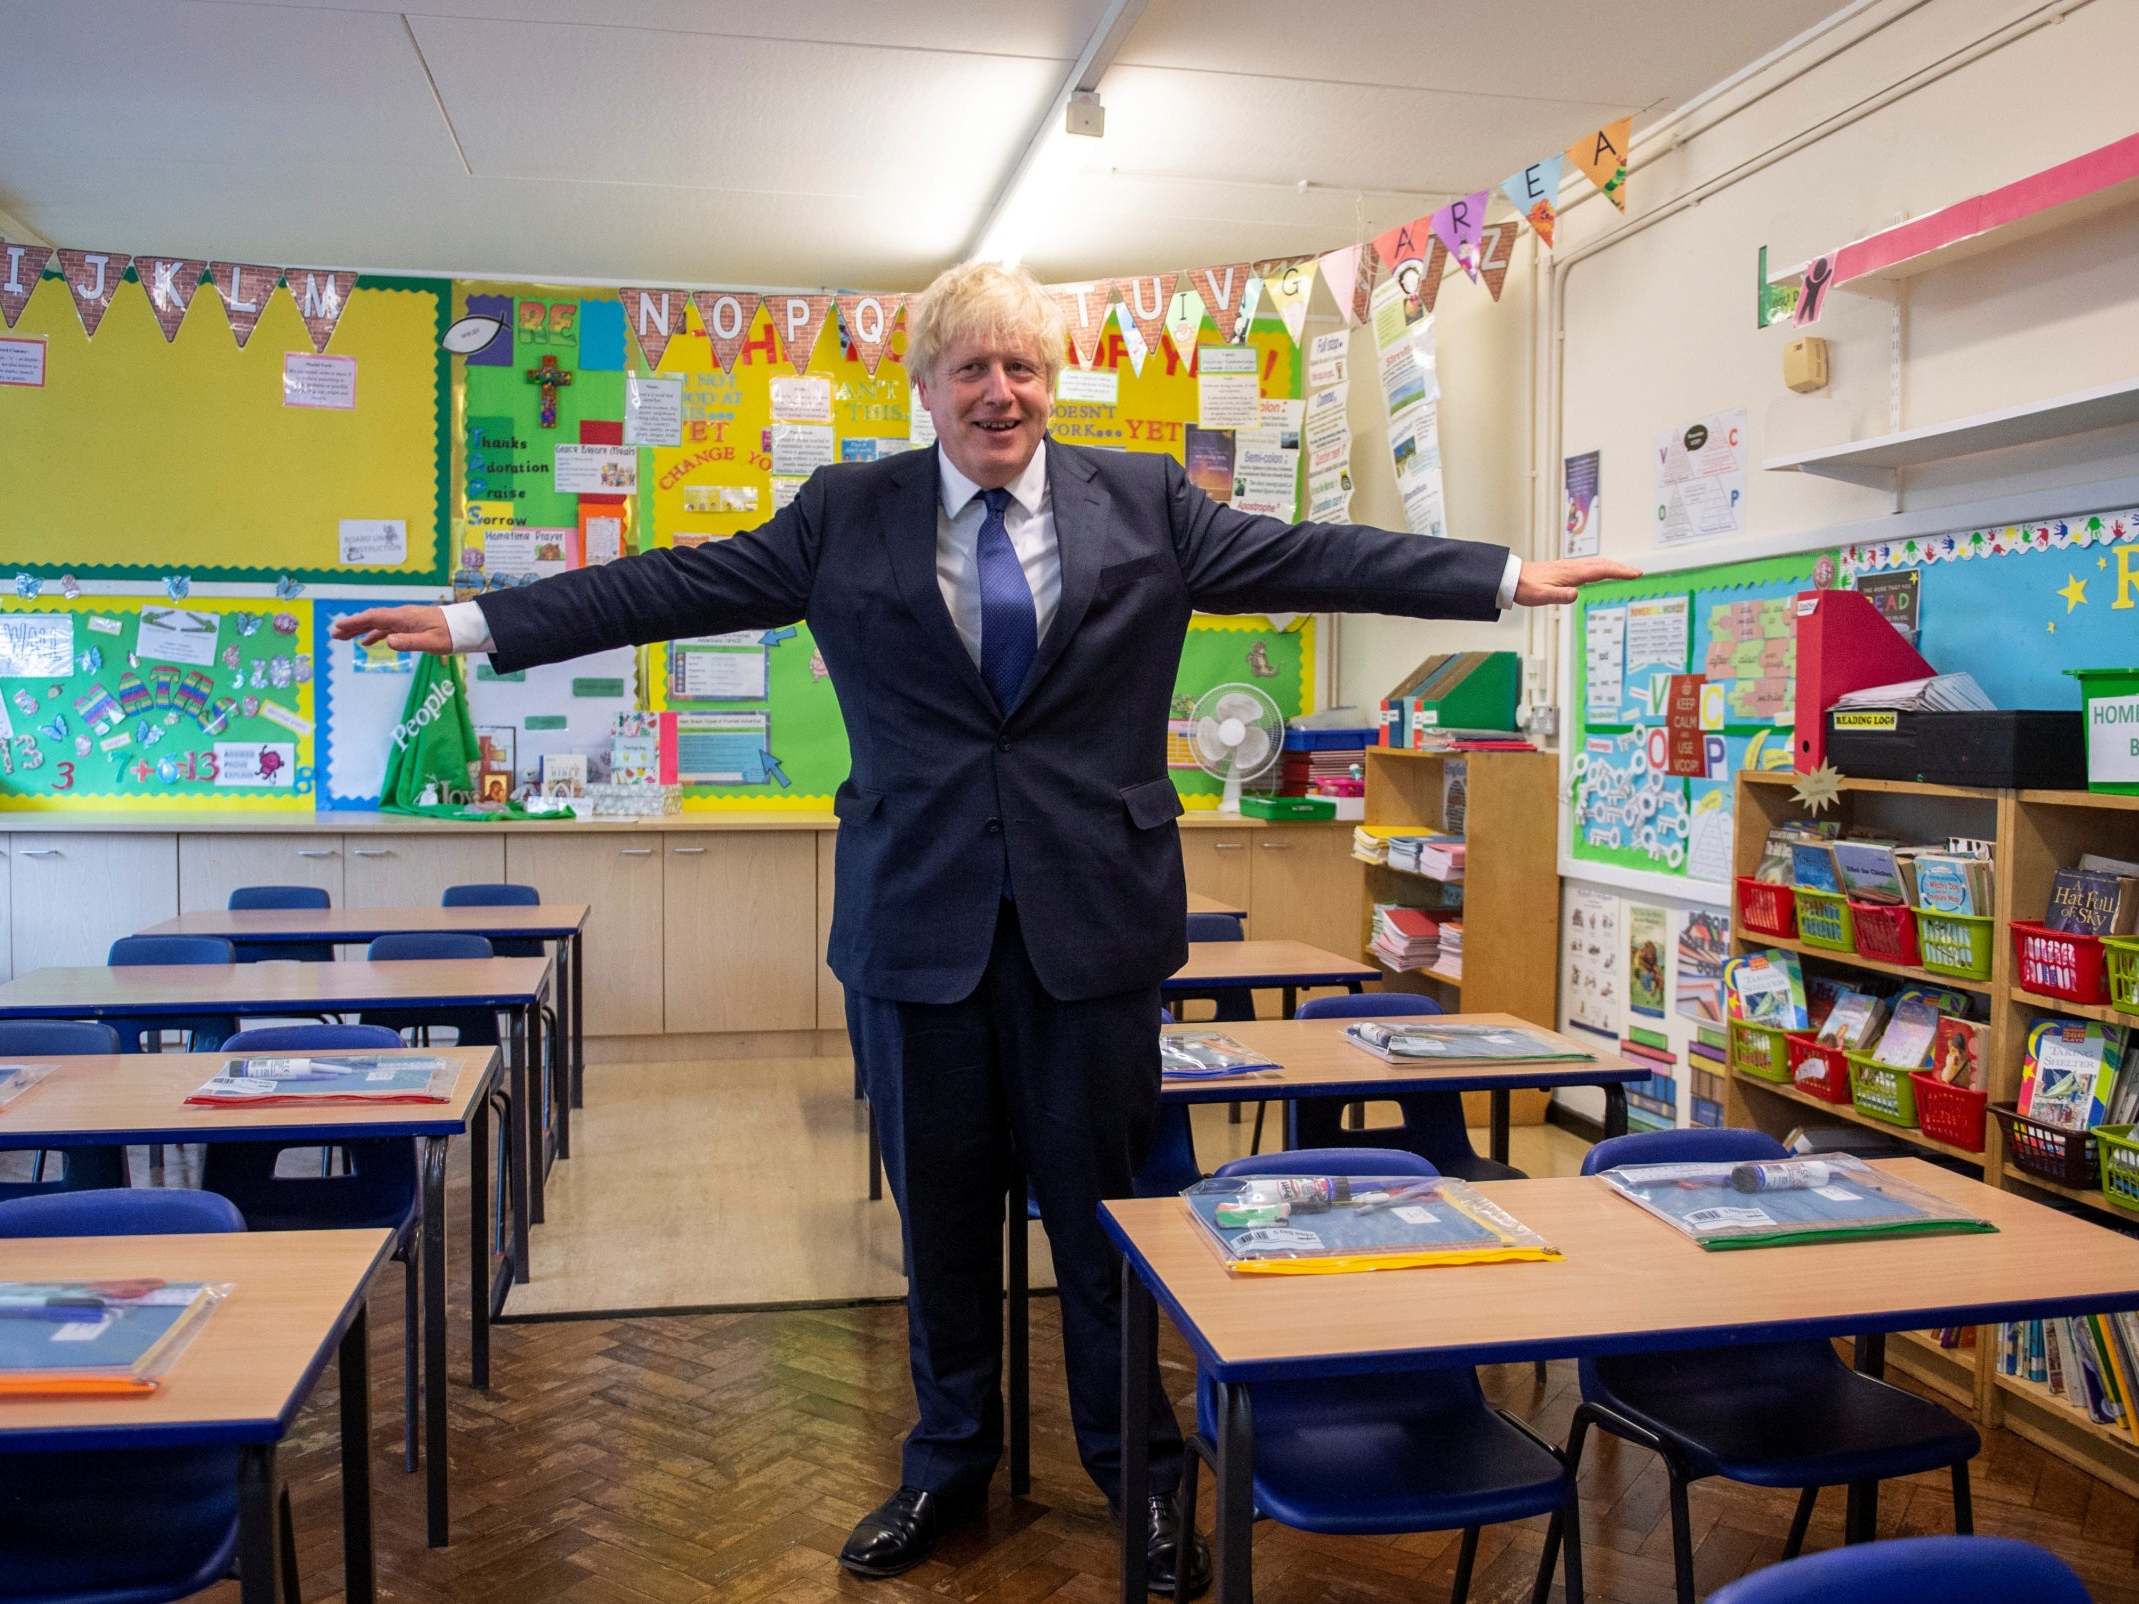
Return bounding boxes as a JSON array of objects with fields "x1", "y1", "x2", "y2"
[
  {"x1": 1145, "y1": 1493, "x2": 1212, "y2": 1599},
  {"x1": 839, "y1": 1485, "x2": 968, "y2": 1578}
]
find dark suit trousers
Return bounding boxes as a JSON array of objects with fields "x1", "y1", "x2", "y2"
[{"x1": 846, "y1": 901, "x2": 1186, "y2": 1506}]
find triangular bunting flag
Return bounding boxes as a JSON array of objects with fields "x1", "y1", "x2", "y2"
[
  {"x1": 771, "y1": 293, "x2": 834, "y2": 374},
  {"x1": 1109, "y1": 302, "x2": 1151, "y2": 377},
  {"x1": 1187, "y1": 262, "x2": 1253, "y2": 343},
  {"x1": 1371, "y1": 215, "x2": 1435, "y2": 301},
  {"x1": 1501, "y1": 154, "x2": 1564, "y2": 248},
  {"x1": 1108, "y1": 273, "x2": 1176, "y2": 364},
  {"x1": 54, "y1": 248, "x2": 130, "y2": 338},
  {"x1": 1567, "y1": 116, "x2": 1633, "y2": 211},
  {"x1": 207, "y1": 262, "x2": 283, "y2": 349},
  {"x1": 835, "y1": 292, "x2": 904, "y2": 375},
  {"x1": 691, "y1": 291, "x2": 762, "y2": 374},
  {"x1": 1429, "y1": 191, "x2": 1490, "y2": 281},
  {"x1": 619, "y1": 287, "x2": 690, "y2": 369},
  {"x1": 287, "y1": 267, "x2": 358, "y2": 352},
  {"x1": 1475, "y1": 221, "x2": 1522, "y2": 302},
  {"x1": 1163, "y1": 283, "x2": 1206, "y2": 364},
  {"x1": 1316, "y1": 242, "x2": 1377, "y2": 327},
  {"x1": 136, "y1": 257, "x2": 207, "y2": 343},
  {"x1": 1251, "y1": 256, "x2": 1316, "y2": 345},
  {"x1": 0, "y1": 239, "x2": 50, "y2": 329},
  {"x1": 1049, "y1": 282, "x2": 1111, "y2": 368}
]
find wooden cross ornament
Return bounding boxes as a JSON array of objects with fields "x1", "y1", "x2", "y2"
[{"x1": 524, "y1": 354, "x2": 574, "y2": 429}]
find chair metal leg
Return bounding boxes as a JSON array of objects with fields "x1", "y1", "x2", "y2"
[
  {"x1": 277, "y1": 1486, "x2": 303, "y2": 1603},
  {"x1": 1177, "y1": 1436, "x2": 1202, "y2": 1574},
  {"x1": 1450, "y1": 1525, "x2": 1480, "y2": 1604},
  {"x1": 1783, "y1": 1487, "x2": 1817, "y2": 1558},
  {"x1": 1213, "y1": 1381, "x2": 1255, "y2": 1604},
  {"x1": 1667, "y1": 1471, "x2": 1696, "y2": 1604},
  {"x1": 1952, "y1": 1461, "x2": 1973, "y2": 1535},
  {"x1": 1533, "y1": 1359, "x2": 1547, "y2": 1384},
  {"x1": 1560, "y1": 1483, "x2": 1585, "y2": 1604},
  {"x1": 1248, "y1": 1101, "x2": 1266, "y2": 1154},
  {"x1": 401, "y1": 1242, "x2": 420, "y2": 1473}
]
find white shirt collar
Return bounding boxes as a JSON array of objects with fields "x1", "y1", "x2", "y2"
[{"x1": 936, "y1": 440, "x2": 1048, "y2": 522}]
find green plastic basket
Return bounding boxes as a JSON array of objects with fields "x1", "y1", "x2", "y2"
[
  {"x1": 1730, "y1": 1019, "x2": 1793, "y2": 1082},
  {"x1": 1914, "y1": 910, "x2": 1994, "y2": 980},
  {"x1": 2099, "y1": 1124, "x2": 2139, "y2": 1216},
  {"x1": 1793, "y1": 888, "x2": 1855, "y2": 952},
  {"x1": 2106, "y1": 937, "x2": 2139, "y2": 1016},
  {"x1": 1846, "y1": 1050, "x2": 1920, "y2": 1127}
]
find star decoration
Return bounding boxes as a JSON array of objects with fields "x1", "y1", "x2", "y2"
[
  {"x1": 1792, "y1": 761, "x2": 1843, "y2": 816},
  {"x1": 2049, "y1": 620, "x2": 2058, "y2": 634},
  {"x1": 2059, "y1": 574, "x2": 2089, "y2": 612},
  {"x1": 2100, "y1": 556, "x2": 2110, "y2": 571}
]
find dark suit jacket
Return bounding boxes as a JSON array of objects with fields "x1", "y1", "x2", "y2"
[{"x1": 475, "y1": 436, "x2": 1509, "y2": 1003}]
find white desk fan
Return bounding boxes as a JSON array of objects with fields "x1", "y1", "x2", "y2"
[{"x1": 1188, "y1": 682, "x2": 1286, "y2": 814}]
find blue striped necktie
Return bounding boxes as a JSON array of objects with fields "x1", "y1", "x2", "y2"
[{"x1": 975, "y1": 486, "x2": 1037, "y2": 711}]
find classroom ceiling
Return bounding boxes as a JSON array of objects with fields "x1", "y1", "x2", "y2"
[{"x1": 0, "y1": 0, "x2": 1848, "y2": 289}]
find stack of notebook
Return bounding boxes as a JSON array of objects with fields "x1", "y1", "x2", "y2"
[
  {"x1": 1435, "y1": 921, "x2": 1463, "y2": 978},
  {"x1": 1370, "y1": 905, "x2": 1441, "y2": 972}
]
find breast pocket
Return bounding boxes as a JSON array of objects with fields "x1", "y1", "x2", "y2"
[{"x1": 1096, "y1": 553, "x2": 1170, "y2": 594}]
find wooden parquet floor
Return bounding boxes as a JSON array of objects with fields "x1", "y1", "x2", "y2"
[{"x1": 163, "y1": 1142, "x2": 2139, "y2": 1604}]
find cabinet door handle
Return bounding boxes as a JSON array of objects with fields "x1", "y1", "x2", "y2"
[
  {"x1": 671, "y1": 846, "x2": 706, "y2": 855},
  {"x1": 295, "y1": 848, "x2": 338, "y2": 859},
  {"x1": 351, "y1": 848, "x2": 392, "y2": 858},
  {"x1": 618, "y1": 848, "x2": 654, "y2": 857},
  {"x1": 1211, "y1": 842, "x2": 1244, "y2": 851},
  {"x1": 1258, "y1": 841, "x2": 1295, "y2": 851},
  {"x1": 19, "y1": 848, "x2": 59, "y2": 858}
]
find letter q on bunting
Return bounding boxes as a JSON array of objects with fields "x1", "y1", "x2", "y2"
[
  {"x1": 287, "y1": 267, "x2": 358, "y2": 353},
  {"x1": 835, "y1": 292, "x2": 902, "y2": 375},
  {"x1": 772, "y1": 293, "x2": 833, "y2": 374},
  {"x1": 620, "y1": 286, "x2": 690, "y2": 369},
  {"x1": 136, "y1": 257, "x2": 207, "y2": 343},
  {"x1": 692, "y1": 290, "x2": 761, "y2": 374},
  {"x1": 54, "y1": 248, "x2": 131, "y2": 337},
  {"x1": 207, "y1": 261, "x2": 283, "y2": 348}
]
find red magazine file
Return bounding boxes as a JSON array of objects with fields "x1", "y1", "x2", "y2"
[{"x1": 1792, "y1": 588, "x2": 1934, "y2": 772}]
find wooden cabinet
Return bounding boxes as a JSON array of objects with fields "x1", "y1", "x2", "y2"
[
  {"x1": 816, "y1": 832, "x2": 843, "y2": 1033},
  {"x1": 178, "y1": 833, "x2": 344, "y2": 912},
  {"x1": 344, "y1": 834, "x2": 506, "y2": 907},
  {"x1": 1180, "y1": 826, "x2": 1252, "y2": 913},
  {"x1": 1247, "y1": 826, "x2": 1363, "y2": 958},
  {"x1": 663, "y1": 832, "x2": 818, "y2": 1034},
  {"x1": 505, "y1": 833, "x2": 664, "y2": 1035},
  {"x1": 12, "y1": 833, "x2": 179, "y2": 969}
]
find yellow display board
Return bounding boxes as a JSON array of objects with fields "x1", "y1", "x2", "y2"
[{"x1": 0, "y1": 272, "x2": 447, "y2": 584}]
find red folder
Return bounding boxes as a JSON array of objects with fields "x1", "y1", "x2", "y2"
[{"x1": 1791, "y1": 589, "x2": 1934, "y2": 772}]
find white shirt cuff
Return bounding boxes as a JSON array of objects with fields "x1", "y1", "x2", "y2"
[
  {"x1": 442, "y1": 600, "x2": 496, "y2": 654},
  {"x1": 1496, "y1": 553, "x2": 1522, "y2": 610}
]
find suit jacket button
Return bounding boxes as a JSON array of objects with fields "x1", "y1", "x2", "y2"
[
  {"x1": 985, "y1": 817, "x2": 1002, "y2": 834},
  {"x1": 997, "y1": 738, "x2": 1011, "y2": 752}
]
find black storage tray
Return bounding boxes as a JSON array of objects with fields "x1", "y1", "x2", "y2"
[{"x1": 1824, "y1": 709, "x2": 2084, "y2": 788}]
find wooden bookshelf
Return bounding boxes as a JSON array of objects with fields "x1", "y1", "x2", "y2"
[
  {"x1": 1726, "y1": 1064, "x2": 1988, "y2": 1167},
  {"x1": 1733, "y1": 928, "x2": 1995, "y2": 995}
]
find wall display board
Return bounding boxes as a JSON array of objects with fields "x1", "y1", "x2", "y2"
[
  {"x1": 0, "y1": 271, "x2": 449, "y2": 584},
  {"x1": 0, "y1": 595, "x2": 315, "y2": 810}
]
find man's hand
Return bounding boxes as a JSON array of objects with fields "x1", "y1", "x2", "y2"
[
  {"x1": 329, "y1": 604, "x2": 454, "y2": 655},
  {"x1": 1513, "y1": 558, "x2": 1643, "y2": 606}
]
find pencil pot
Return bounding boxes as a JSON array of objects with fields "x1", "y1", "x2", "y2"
[
  {"x1": 2097, "y1": 1125, "x2": 2139, "y2": 1216},
  {"x1": 1990, "y1": 1102, "x2": 2100, "y2": 1189},
  {"x1": 1793, "y1": 888, "x2": 1855, "y2": 952},
  {"x1": 1845, "y1": 1051, "x2": 1920, "y2": 1127},
  {"x1": 2104, "y1": 936, "x2": 2139, "y2": 1015},
  {"x1": 1914, "y1": 910, "x2": 1994, "y2": 981},
  {"x1": 2010, "y1": 920, "x2": 2109, "y2": 1003},
  {"x1": 1736, "y1": 878, "x2": 1797, "y2": 940},
  {"x1": 1910, "y1": 1073, "x2": 1987, "y2": 1152},
  {"x1": 1846, "y1": 900, "x2": 1920, "y2": 966},
  {"x1": 1730, "y1": 1020, "x2": 1792, "y2": 1083},
  {"x1": 1784, "y1": 1033, "x2": 1853, "y2": 1104}
]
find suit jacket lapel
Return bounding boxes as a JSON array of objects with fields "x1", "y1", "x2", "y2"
[
  {"x1": 878, "y1": 446, "x2": 999, "y2": 712},
  {"x1": 1013, "y1": 438, "x2": 1101, "y2": 714}
]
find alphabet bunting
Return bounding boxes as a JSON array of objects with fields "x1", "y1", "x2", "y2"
[
  {"x1": 0, "y1": 239, "x2": 50, "y2": 329},
  {"x1": 1108, "y1": 272, "x2": 1176, "y2": 366},
  {"x1": 207, "y1": 261, "x2": 283, "y2": 349},
  {"x1": 835, "y1": 292, "x2": 903, "y2": 375},
  {"x1": 1430, "y1": 190, "x2": 1490, "y2": 282},
  {"x1": 287, "y1": 267, "x2": 358, "y2": 352},
  {"x1": 1316, "y1": 241, "x2": 1377, "y2": 326},
  {"x1": 1567, "y1": 116, "x2": 1633, "y2": 211},
  {"x1": 619, "y1": 286, "x2": 690, "y2": 369},
  {"x1": 1250, "y1": 255, "x2": 1316, "y2": 345},
  {"x1": 1187, "y1": 263, "x2": 1253, "y2": 343},
  {"x1": 136, "y1": 256, "x2": 206, "y2": 342},
  {"x1": 54, "y1": 248, "x2": 130, "y2": 337},
  {"x1": 1476, "y1": 222, "x2": 1522, "y2": 303},
  {"x1": 691, "y1": 290, "x2": 761, "y2": 374},
  {"x1": 1502, "y1": 154, "x2": 1564, "y2": 248},
  {"x1": 771, "y1": 293, "x2": 833, "y2": 375},
  {"x1": 1049, "y1": 281, "x2": 1112, "y2": 369}
]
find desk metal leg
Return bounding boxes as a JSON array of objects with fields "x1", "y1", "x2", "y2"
[
  {"x1": 527, "y1": 1002, "x2": 549, "y2": 1221},
  {"x1": 1845, "y1": 1332, "x2": 1887, "y2": 1543},
  {"x1": 549, "y1": 957, "x2": 570, "y2": 1162},
  {"x1": 469, "y1": 1095, "x2": 493, "y2": 1391},
  {"x1": 237, "y1": 1444, "x2": 282, "y2": 1604},
  {"x1": 1603, "y1": 1083, "x2": 1629, "y2": 1139},
  {"x1": 1213, "y1": 1379, "x2": 1255, "y2": 1604},
  {"x1": 1281, "y1": 984, "x2": 1297, "y2": 1018},
  {"x1": 1119, "y1": 1258, "x2": 1154, "y2": 1604},
  {"x1": 570, "y1": 932, "x2": 586, "y2": 1109},
  {"x1": 866, "y1": 1106, "x2": 883, "y2": 1201},
  {"x1": 1007, "y1": 1167, "x2": 1030, "y2": 1497},
  {"x1": 504, "y1": 1016, "x2": 530, "y2": 1282},
  {"x1": 1490, "y1": 1089, "x2": 1511, "y2": 1167},
  {"x1": 339, "y1": 1304, "x2": 376, "y2": 1603},
  {"x1": 420, "y1": 1134, "x2": 450, "y2": 1548}
]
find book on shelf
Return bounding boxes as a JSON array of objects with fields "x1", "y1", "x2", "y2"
[
  {"x1": 2019, "y1": 1021, "x2": 2127, "y2": 1132},
  {"x1": 1831, "y1": 840, "x2": 1914, "y2": 904},
  {"x1": 2000, "y1": 1314, "x2": 2139, "y2": 1442},
  {"x1": 1832, "y1": 672, "x2": 1995, "y2": 713},
  {"x1": 1788, "y1": 841, "x2": 1843, "y2": 895},
  {"x1": 186, "y1": 1055, "x2": 458, "y2": 1107},
  {"x1": 1814, "y1": 986, "x2": 1887, "y2": 1051},
  {"x1": 1434, "y1": 920, "x2": 1462, "y2": 978},
  {"x1": 1159, "y1": 1031, "x2": 1278, "y2": 1080},
  {"x1": 1910, "y1": 850, "x2": 1993, "y2": 916},
  {"x1": 1931, "y1": 1016, "x2": 1985, "y2": 1089},
  {"x1": 0, "y1": 1281, "x2": 227, "y2": 1397},
  {"x1": 1755, "y1": 821, "x2": 1839, "y2": 884},
  {"x1": 1369, "y1": 904, "x2": 1441, "y2": 972},
  {"x1": 2045, "y1": 868, "x2": 2139, "y2": 937},
  {"x1": 1869, "y1": 994, "x2": 1945, "y2": 1070},
  {"x1": 1722, "y1": 949, "x2": 1807, "y2": 1030}
]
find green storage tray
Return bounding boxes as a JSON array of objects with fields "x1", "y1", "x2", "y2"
[
  {"x1": 2106, "y1": 936, "x2": 2139, "y2": 1016},
  {"x1": 1915, "y1": 909, "x2": 1993, "y2": 980},
  {"x1": 2099, "y1": 1124, "x2": 2139, "y2": 1216},
  {"x1": 1846, "y1": 1050, "x2": 1920, "y2": 1127},
  {"x1": 1793, "y1": 888, "x2": 1855, "y2": 952},
  {"x1": 1731, "y1": 1019, "x2": 1792, "y2": 1082}
]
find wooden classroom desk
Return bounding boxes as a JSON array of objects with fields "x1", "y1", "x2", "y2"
[
  {"x1": 0, "y1": 958, "x2": 554, "y2": 1280},
  {"x1": 0, "y1": 1046, "x2": 501, "y2": 1548},
  {"x1": 139, "y1": 902, "x2": 590, "y2": 1153},
  {"x1": 1164, "y1": 940, "x2": 1377, "y2": 1016},
  {"x1": 1185, "y1": 892, "x2": 1246, "y2": 919},
  {"x1": 1105, "y1": 1160, "x2": 2139, "y2": 1603},
  {"x1": 0, "y1": 1227, "x2": 393, "y2": 1604}
]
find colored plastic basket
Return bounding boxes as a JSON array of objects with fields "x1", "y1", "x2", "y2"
[
  {"x1": 1848, "y1": 900, "x2": 1921, "y2": 966},
  {"x1": 1846, "y1": 1050, "x2": 1920, "y2": 1127},
  {"x1": 2097, "y1": 1124, "x2": 2139, "y2": 1216},
  {"x1": 1914, "y1": 910, "x2": 1994, "y2": 981},
  {"x1": 1910, "y1": 1072, "x2": 1988, "y2": 1152},
  {"x1": 2010, "y1": 920, "x2": 2109, "y2": 1004},
  {"x1": 1990, "y1": 1102, "x2": 2100, "y2": 1189},
  {"x1": 1730, "y1": 1019, "x2": 1792, "y2": 1082},
  {"x1": 1793, "y1": 888, "x2": 1855, "y2": 952},
  {"x1": 1785, "y1": 1032, "x2": 1853, "y2": 1104},
  {"x1": 1735, "y1": 877, "x2": 1797, "y2": 940},
  {"x1": 2105, "y1": 935, "x2": 2139, "y2": 1016}
]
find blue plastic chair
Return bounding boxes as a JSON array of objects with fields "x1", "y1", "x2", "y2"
[
  {"x1": 0, "y1": 1187, "x2": 304, "y2": 1604},
  {"x1": 441, "y1": 882, "x2": 547, "y2": 958},
  {"x1": 1175, "y1": 1149, "x2": 1582, "y2": 1604},
  {"x1": 1177, "y1": 912, "x2": 1256, "y2": 1024},
  {"x1": 228, "y1": 884, "x2": 336, "y2": 964},
  {"x1": 199, "y1": 1023, "x2": 425, "y2": 1473},
  {"x1": 1707, "y1": 1536, "x2": 2089, "y2": 1604},
  {"x1": 358, "y1": 932, "x2": 501, "y2": 1048},
  {"x1": 1290, "y1": 992, "x2": 1524, "y2": 1183},
  {"x1": 0, "y1": 1021, "x2": 127, "y2": 1198},
  {"x1": 105, "y1": 935, "x2": 239, "y2": 1055},
  {"x1": 1554, "y1": 1129, "x2": 1980, "y2": 1604}
]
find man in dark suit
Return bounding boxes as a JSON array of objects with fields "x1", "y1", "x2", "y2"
[{"x1": 335, "y1": 260, "x2": 1634, "y2": 1595}]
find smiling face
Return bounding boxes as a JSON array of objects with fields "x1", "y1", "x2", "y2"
[{"x1": 917, "y1": 335, "x2": 1053, "y2": 490}]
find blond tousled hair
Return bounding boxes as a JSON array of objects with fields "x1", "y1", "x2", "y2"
[{"x1": 905, "y1": 261, "x2": 1066, "y2": 391}]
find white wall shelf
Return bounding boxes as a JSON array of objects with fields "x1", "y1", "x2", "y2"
[{"x1": 1763, "y1": 377, "x2": 2139, "y2": 488}]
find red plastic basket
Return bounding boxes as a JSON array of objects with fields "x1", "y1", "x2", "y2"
[
  {"x1": 2010, "y1": 920, "x2": 2109, "y2": 1004},
  {"x1": 1910, "y1": 1072, "x2": 1988, "y2": 1152},
  {"x1": 1848, "y1": 900, "x2": 1921, "y2": 967},
  {"x1": 1784, "y1": 1032, "x2": 1853, "y2": 1104},
  {"x1": 1735, "y1": 877, "x2": 1797, "y2": 940}
]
